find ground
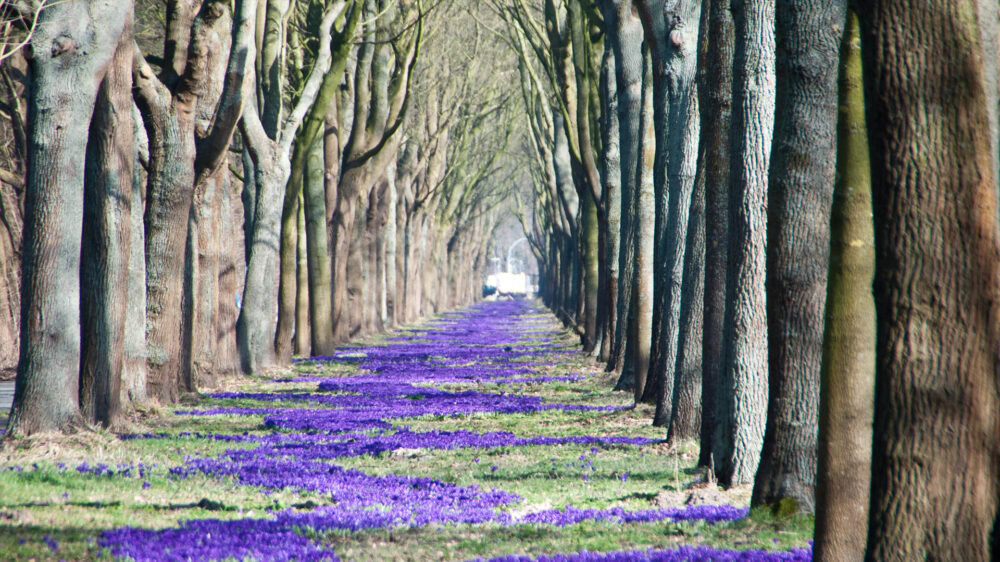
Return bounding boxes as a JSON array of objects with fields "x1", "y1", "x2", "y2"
[{"x1": 0, "y1": 300, "x2": 812, "y2": 560}]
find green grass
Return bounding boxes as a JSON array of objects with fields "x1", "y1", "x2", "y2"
[{"x1": 0, "y1": 310, "x2": 812, "y2": 561}]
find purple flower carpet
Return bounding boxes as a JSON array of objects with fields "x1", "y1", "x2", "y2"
[{"x1": 45, "y1": 300, "x2": 809, "y2": 560}]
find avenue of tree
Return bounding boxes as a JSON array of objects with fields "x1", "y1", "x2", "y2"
[{"x1": 0, "y1": 0, "x2": 998, "y2": 560}]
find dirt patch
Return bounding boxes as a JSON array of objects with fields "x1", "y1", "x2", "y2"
[
  {"x1": 0, "y1": 368, "x2": 15, "y2": 381},
  {"x1": 656, "y1": 483, "x2": 752, "y2": 508}
]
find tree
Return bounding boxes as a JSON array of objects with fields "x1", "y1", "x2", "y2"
[
  {"x1": 6, "y1": 0, "x2": 131, "y2": 435},
  {"x1": 607, "y1": 0, "x2": 643, "y2": 380},
  {"x1": 712, "y1": 0, "x2": 774, "y2": 487},
  {"x1": 752, "y1": 0, "x2": 846, "y2": 513},
  {"x1": 133, "y1": 0, "x2": 254, "y2": 401},
  {"x1": 696, "y1": 0, "x2": 734, "y2": 467},
  {"x1": 812, "y1": 11, "x2": 874, "y2": 560},
  {"x1": 858, "y1": 0, "x2": 1000, "y2": 558},
  {"x1": 633, "y1": 0, "x2": 700, "y2": 425},
  {"x1": 238, "y1": 0, "x2": 351, "y2": 372},
  {"x1": 80, "y1": 16, "x2": 135, "y2": 427}
]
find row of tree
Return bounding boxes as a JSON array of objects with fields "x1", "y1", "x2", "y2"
[
  {"x1": 504, "y1": 0, "x2": 1000, "y2": 560},
  {"x1": 0, "y1": 1, "x2": 519, "y2": 434}
]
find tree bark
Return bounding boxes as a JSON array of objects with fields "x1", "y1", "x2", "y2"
[
  {"x1": 631, "y1": 52, "x2": 655, "y2": 403},
  {"x1": 80, "y1": 21, "x2": 134, "y2": 427},
  {"x1": 136, "y1": 0, "x2": 251, "y2": 401},
  {"x1": 697, "y1": 0, "x2": 734, "y2": 469},
  {"x1": 304, "y1": 136, "x2": 334, "y2": 354},
  {"x1": 609, "y1": 0, "x2": 643, "y2": 378},
  {"x1": 752, "y1": 0, "x2": 846, "y2": 514},
  {"x1": 712, "y1": 0, "x2": 774, "y2": 487},
  {"x1": 812, "y1": 13, "x2": 874, "y2": 561},
  {"x1": 294, "y1": 193, "x2": 310, "y2": 356},
  {"x1": 635, "y1": 0, "x2": 701, "y2": 425},
  {"x1": 7, "y1": 0, "x2": 129, "y2": 436},
  {"x1": 597, "y1": 9, "x2": 620, "y2": 364},
  {"x1": 667, "y1": 93, "x2": 705, "y2": 443},
  {"x1": 122, "y1": 107, "x2": 148, "y2": 410},
  {"x1": 858, "y1": 1, "x2": 1000, "y2": 558},
  {"x1": 608, "y1": 0, "x2": 643, "y2": 380}
]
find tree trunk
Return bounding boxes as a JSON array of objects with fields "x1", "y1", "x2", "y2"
[
  {"x1": 609, "y1": 1, "x2": 644, "y2": 378},
  {"x1": 631, "y1": 53, "x2": 656, "y2": 404},
  {"x1": 122, "y1": 109, "x2": 148, "y2": 409},
  {"x1": 667, "y1": 93, "x2": 705, "y2": 443},
  {"x1": 581, "y1": 188, "x2": 599, "y2": 351},
  {"x1": 812, "y1": 13, "x2": 874, "y2": 561},
  {"x1": 7, "y1": 0, "x2": 129, "y2": 436},
  {"x1": 635, "y1": 0, "x2": 701, "y2": 424},
  {"x1": 698, "y1": 0, "x2": 734, "y2": 469},
  {"x1": 598, "y1": 17, "x2": 620, "y2": 363},
  {"x1": 275, "y1": 171, "x2": 299, "y2": 363},
  {"x1": 0, "y1": 173, "x2": 21, "y2": 377},
  {"x1": 294, "y1": 194, "x2": 310, "y2": 356},
  {"x1": 859, "y1": 1, "x2": 1000, "y2": 558},
  {"x1": 712, "y1": 0, "x2": 774, "y2": 487},
  {"x1": 304, "y1": 137, "x2": 334, "y2": 354},
  {"x1": 384, "y1": 161, "x2": 398, "y2": 327},
  {"x1": 80, "y1": 23, "x2": 134, "y2": 427},
  {"x1": 237, "y1": 137, "x2": 288, "y2": 372},
  {"x1": 213, "y1": 172, "x2": 242, "y2": 377},
  {"x1": 752, "y1": 0, "x2": 846, "y2": 513}
]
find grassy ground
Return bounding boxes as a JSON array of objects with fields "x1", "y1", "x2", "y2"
[{"x1": 0, "y1": 307, "x2": 812, "y2": 561}]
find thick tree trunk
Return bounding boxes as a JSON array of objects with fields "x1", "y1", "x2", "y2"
[
  {"x1": 7, "y1": 0, "x2": 129, "y2": 436},
  {"x1": 859, "y1": 1, "x2": 1000, "y2": 558},
  {"x1": 667, "y1": 93, "x2": 705, "y2": 443},
  {"x1": 813, "y1": 13, "x2": 874, "y2": 561},
  {"x1": 752, "y1": 0, "x2": 845, "y2": 514},
  {"x1": 698, "y1": 0, "x2": 734, "y2": 469},
  {"x1": 237, "y1": 139, "x2": 288, "y2": 372},
  {"x1": 712, "y1": 0, "x2": 774, "y2": 487},
  {"x1": 636, "y1": 0, "x2": 701, "y2": 424},
  {"x1": 80, "y1": 24, "x2": 134, "y2": 427}
]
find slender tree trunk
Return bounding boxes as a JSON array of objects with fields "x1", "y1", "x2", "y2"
[
  {"x1": 631, "y1": 53, "x2": 656, "y2": 404},
  {"x1": 7, "y1": 0, "x2": 129, "y2": 436},
  {"x1": 859, "y1": 1, "x2": 1000, "y2": 558},
  {"x1": 384, "y1": 162, "x2": 398, "y2": 327},
  {"x1": 81, "y1": 24, "x2": 134, "y2": 427},
  {"x1": 598, "y1": 20, "x2": 620, "y2": 363},
  {"x1": 712, "y1": 0, "x2": 774, "y2": 487},
  {"x1": 697, "y1": 0, "x2": 734, "y2": 468},
  {"x1": 610, "y1": 1, "x2": 644, "y2": 378},
  {"x1": 0, "y1": 169, "x2": 21, "y2": 376},
  {"x1": 581, "y1": 189, "x2": 599, "y2": 351},
  {"x1": 813, "y1": 13, "x2": 874, "y2": 561}
]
